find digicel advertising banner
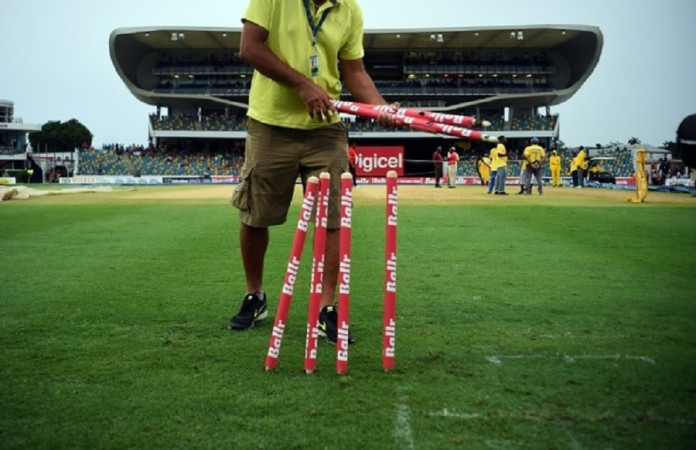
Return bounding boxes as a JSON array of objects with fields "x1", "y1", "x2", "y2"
[{"x1": 354, "y1": 146, "x2": 405, "y2": 177}]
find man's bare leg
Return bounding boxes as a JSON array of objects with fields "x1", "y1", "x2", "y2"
[
  {"x1": 240, "y1": 223, "x2": 268, "y2": 294},
  {"x1": 320, "y1": 228, "x2": 340, "y2": 308}
]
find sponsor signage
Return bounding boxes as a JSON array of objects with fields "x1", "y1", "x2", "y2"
[{"x1": 354, "y1": 146, "x2": 404, "y2": 177}]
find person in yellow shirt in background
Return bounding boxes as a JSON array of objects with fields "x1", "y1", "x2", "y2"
[
  {"x1": 576, "y1": 145, "x2": 587, "y2": 188},
  {"x1": 487, "y1": 144, "x2": 498, "y2": 194},
  {"x1": 522, "y1": 137, "x2": 546, "y2": 195},
  {"x1": 517, "y1": 158, "x2": 528, "y2": 194},
  {"x1": 549, "y1": 150, "x2": 561, "y2": 187},
  {"x1": 492, "y1": 136, "x2": 509, "y2": 195},
  {"x1": 627, "y1": 148, "x2": 648, "y2": 202},
  {"x1": 569, "y1": 151, "x2": 579, "y2": 188},
  {"x1": 476, "y1": 154, "x2": 490, "y2": 186},
  {"x1": 517, "y1": 139, "x2": 531, "y2": 195}
]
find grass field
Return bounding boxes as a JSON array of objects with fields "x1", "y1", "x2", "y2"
[{"x1": 1, "y1": 184, "x2": 695, "y2": 449}]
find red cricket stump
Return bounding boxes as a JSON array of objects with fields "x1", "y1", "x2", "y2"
[
  {"x1": 265, "y1": 176, "x2": 319, "y2": 371},
  {"x1": 382, "y1": 170, "x2": 398, "y2": 371},
  {"x1": 331, "y1": 100, "x2": 497, "y2": 143},
  {"x1": 336, "y1": 173, "x2": 353, "y2": 374},
  {"x1": 333, "y1": 100, "x2": 483, "y2": 128},
  {"x1": 304, "y1": 173, "x2": 331, "y2": 374}
]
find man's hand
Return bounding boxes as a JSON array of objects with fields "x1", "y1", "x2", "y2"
[
  {"x1": 377, "y1": 102, "x2": 401, "y2": 128},
  {"x1": 297, "y1": 80, "x2": 336, "y2": 122}
]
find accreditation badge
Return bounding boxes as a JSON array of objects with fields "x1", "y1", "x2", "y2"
[{"x1": 310, "y1": 53, "x2": 319, "y2": 77}]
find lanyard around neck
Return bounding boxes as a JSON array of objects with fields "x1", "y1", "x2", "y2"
[{"x1": 303, "y1": 0, "x2": 331, "y2": 47}]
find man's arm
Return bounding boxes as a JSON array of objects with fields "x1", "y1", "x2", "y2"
[
  {"x1": 522, "y1": 148, "x2": 531, "y2": 162},
  {"x1": 341, "y1": 58, "x2": 386, "y2": 104},
  {"x1": 239, "y1": 20, "x2": 338, "y2": 121},
  {"x1": 341, "y1": 58, "x2": 398, "y2": 127}
]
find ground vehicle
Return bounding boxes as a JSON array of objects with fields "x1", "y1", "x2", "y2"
[{"x1": 587, "y1": 157, "x2": 617, "y2": 184}]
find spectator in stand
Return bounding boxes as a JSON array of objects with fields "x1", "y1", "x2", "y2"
[
  {"x1": 522, "y1": 137, "x2": 546, "y2": 195},
  {"x1": 492, "y1": 136, "x2": 509, "y2": 195},
  {"x1": 650, "y1": 161, "x2": 660, "y2": 185},
  {"x1": 446, "y1": 146, "x2": 459, "y2": 188},
  {"x1": 432, "y1": 145, "x2": 444, "y2": 188},
  {"x1": 659, "y1": 157, "x2": 670, "y2": 184},
  {"x1": 549, "y1": 149, "x2": 561, "y2": 187}
]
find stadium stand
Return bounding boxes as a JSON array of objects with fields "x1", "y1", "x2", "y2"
[
  {"x1": 0, "y1": 100, "x2": 41, "y2": 179},
  {"x1": 78, "y1": 145, "x2": 244, "y2": 177},
  {"x1": 104, "y1": 25, "x2": 604, "y2": 177},
  {"x1": 76, "y1": 142, "x2": 645, "y2": 179}
]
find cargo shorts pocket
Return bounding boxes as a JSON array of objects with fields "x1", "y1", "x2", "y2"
[{"x1": 230, "y1": 168, "x2": 253, "y2": 212}]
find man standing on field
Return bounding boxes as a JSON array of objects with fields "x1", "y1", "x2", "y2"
[
  {"x1": 576, "y1": 145, "x2": 587, "y2": 188},
  {"x1": 549, "y1": 149, "x2": 561, "y2": 187},
  {"x1": 432, "y1": 145, "x2": 444, "y2": 188},
  {"x1": 487, "y1": 144, "x2": 498, "y2": 194},
  {"x1": 228, "y1": 0, "x2": 397, "y2": 345},
  {"x1": 522, "y1": 137, "x2": 546, "y2": 195},
  {"x1": 446, "y1": 146, "x2": 459, "y2": 188},
  {"x1": 492, "y1": 136, "x2": 509, "y2": 195}
]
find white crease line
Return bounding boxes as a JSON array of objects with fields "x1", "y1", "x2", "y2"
[
  {"x1": 486, "y1": 354, "x2": 655, "y2": 364},
  {"x1": 575, "y1": 354, "x2": 655, "y2": 364},
  {"x1": 437, "y1": 408, "x2": 483, "y2": 420},
  {"x1": 394, "y1": 396, "x2": 415, "y2": 450},
  {"x1": 429, "y1": 409, "x2": 694, "y2": 425},
  {"x1": 536, "y1": 333, "x2": 633, "y2": 339},
  {"x1": 564, "y1": 426, "x2": 584, "y2": 450}
]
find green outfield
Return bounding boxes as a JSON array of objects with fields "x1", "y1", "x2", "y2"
[{"x1": 1, "y1": 184, "x2": 695, "y2": 449}]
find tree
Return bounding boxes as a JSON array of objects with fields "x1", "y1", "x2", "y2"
[
  {"x1": 28, "y1": 119, "x2": 92, "y2": 152},
  {"x1": 628, "y1": 137, "x2": 641, "y2": 145}
]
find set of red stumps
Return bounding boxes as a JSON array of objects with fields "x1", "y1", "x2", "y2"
[
  {"x1": 264, "y1": 171, "x2": 398, "y2": 374},
  {"x1": 263, "y1": 103, "x2": 490, "y2": 373}
]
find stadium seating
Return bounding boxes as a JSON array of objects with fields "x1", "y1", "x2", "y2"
[
  {"x1": 78, "y1": 146, "x2": 244, "y2": 177},
  {"x1": 79, "y1": 144, "x2": 638, "y2": 179}
]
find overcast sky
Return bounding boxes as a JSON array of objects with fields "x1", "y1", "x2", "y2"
[{"x1": 2, "y1": 0, "x2": 694, "y2": 148}]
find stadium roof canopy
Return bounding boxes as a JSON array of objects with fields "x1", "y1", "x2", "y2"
[{"x1": 110, "y1": 25, "x2": 602, "y2": 113}]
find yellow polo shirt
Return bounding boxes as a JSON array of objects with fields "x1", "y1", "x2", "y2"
[
  {"x1": 490, "y1": 143, "x2": 507, "y2": 170},
  {"x1": 243, "y1": 0, "x2": 364, "y2": 129},
  {"x1": 523, "y1": 144, "x2": 546, "y2": 164},
  {"x1": 550, "y1": 154, "x2": 561, "y2": 169},
  {"x1": 570, "y1": 157, "x2": 579, "y2": 172},
  {"x1": 577, "y1": 149, "x2": 587, "y2": 170},
  {"x1": 488, "y1": 148, "x2": 497, "y2": 168}
]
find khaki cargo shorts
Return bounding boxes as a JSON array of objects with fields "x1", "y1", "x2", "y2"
[{"x1": 231, "y1": 117, "x2": 349, "y2": 229}]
